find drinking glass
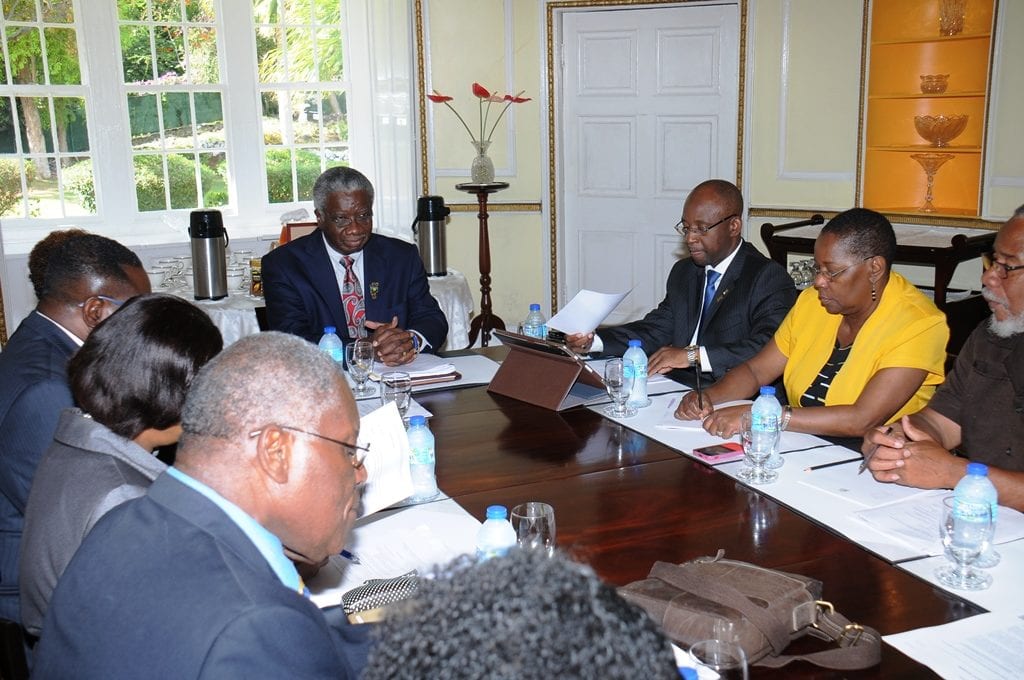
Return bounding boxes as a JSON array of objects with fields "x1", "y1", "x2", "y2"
[
  {"x1": 603, "y1": 358, "x2": 636, "y2": 418},
  {"x1": 510, "y1": 502, "x2": 556, "y2": 556},
  {"x1": 345, "y1": 340, "x2": 376, "y2": 397},
  {"x1": 935, "y1": 496, "x2": 994, "y2": 591},
  {"x1": 738, "y1": 412, "x2": 778, "y2": 484},
  {"x1": 155, "y1": 258, "x2": 182, "y2": 289},
  {"x1": 689, "y1": 639, "x2": 749, "y2": 680},
  {"x1": 380, "y1": 371, "x2": 412, "y2": 418}
]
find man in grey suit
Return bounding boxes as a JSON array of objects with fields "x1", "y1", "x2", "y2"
[
  {"x1": 567, "y1": 180, "x2": 796, "y2": 387},
  {"x1": 33, "y1": 332, "x2": 372, "y2": 678},
  {"x1": 0, "y1": 234, "x2": 148, "y2": 623}
]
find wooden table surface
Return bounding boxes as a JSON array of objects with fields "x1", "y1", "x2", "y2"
[{"x1": 415, "y1": 363, "x2": 982, "y2": 678}]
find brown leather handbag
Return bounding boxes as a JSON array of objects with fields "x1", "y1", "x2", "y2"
[{"x1": 618, "y1": 552, "x2": 880, "y2": 670}]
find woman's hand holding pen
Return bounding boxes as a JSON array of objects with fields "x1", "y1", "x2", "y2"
[{"x1": 676, "y1": 390, "x2": 713, "y2": 420}]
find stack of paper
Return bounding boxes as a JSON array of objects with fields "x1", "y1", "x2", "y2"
[{"x1": 370, "y1": 352, "x2": 458, "y2": 383}]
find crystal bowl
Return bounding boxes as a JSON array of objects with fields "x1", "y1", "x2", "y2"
[
  {"x1": 919, "y1": 74, "x2": 949, "y2": 94},
  {"x1": 914, "y1": 114, "x2": 968, "y2": 147}
]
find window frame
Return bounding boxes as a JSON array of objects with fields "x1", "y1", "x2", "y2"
[{"x1": 0, "y1": 0, "x2": 416, "y2": 254}]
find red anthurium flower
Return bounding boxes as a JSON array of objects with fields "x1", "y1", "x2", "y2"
[
  {"x1": 504, "y1": 94, "x2": 532, "y2": 103},
  {"x1": 427, "y1": 82, "x2": 531, "y2": 144},
  {"x1": 471, "y1": 82, "x2": 491, "y2": 99},
  {"x1": 427, "y1": 91, "x2": 453, "y2": 103}
]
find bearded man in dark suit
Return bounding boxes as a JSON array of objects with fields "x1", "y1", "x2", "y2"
[
  {"x1": 567, "y1": 179, "x2": 797, "y2": 387},
  {"x1": 263, "y1": 166, "x2": 447, "y2": 365}
]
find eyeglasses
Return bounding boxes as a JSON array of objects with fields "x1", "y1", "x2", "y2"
[
  {"x1": 982, "y1": 252, "x2": 1024, "y2": 280},
  {"x1": 810, "y1": 256, "x2": 873, "y2": 282},
  {"x1": 248, "y1": 425, "x2": 369, "y2": 470},
  {"x1": 673, "y1": 214, "x2": 737, "y2": 237},
  {"x1": 76, "y1": 295, "x2": 127, "y2": 308},
  {"x1": 325, "y1": 212, "x2": 373, "y2": 229}
]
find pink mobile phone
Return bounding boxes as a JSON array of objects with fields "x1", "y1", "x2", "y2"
[{"x1": 692, "y1": 442, "x2": 745, "y2": 465}]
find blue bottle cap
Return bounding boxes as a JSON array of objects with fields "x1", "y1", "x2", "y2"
[
  {"x1": 409, "y1": 415, "x2": 426, "y2": 427},
  {"x1": 678, "y1": 668, "x2": 699, "y2": 680},
  {"x1": 485, "y1": 505, "x2": 507, "y2": 520},
  {"x1": 529, "y1": 303, "x2": 540, "y2": 311},
  {"x1": 323, "y1": 325, "x2": 336, "y2": 334},
  {"x1": 759, "y1": 385, "x2": 776, "y2": 395},
  {"x1": 628, "y1": 339, "x2": 642, "y2": 348},
  {"x1": 966, "y1": 462, "x2": 989, "y2": 476}
]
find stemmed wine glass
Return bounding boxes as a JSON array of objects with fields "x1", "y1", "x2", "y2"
[
  {"x1": 345, "y1": 339, "x2": 376, "y2": 397},
  {"x1": 738, "y1": 412, "x2": 778, "y2": 484},
  {"x1": 380, "y1": 372, "x2": 412, "y2": 419},
  {"x1": 935, "y1": 496, "x2": 994, "y2": 591},
  {"x1": 603, "y1": 358, "x2": 636, "y2": 418}
]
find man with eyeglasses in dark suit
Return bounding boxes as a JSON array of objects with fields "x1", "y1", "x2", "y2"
[
  {"x1": 263, "y1": 166, "x2": 448, "y2": 365},
  {"x1": 567, "y1": 179, "x2": 797, "y2": 388}
]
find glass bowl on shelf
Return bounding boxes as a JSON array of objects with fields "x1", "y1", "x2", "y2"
[
  {"x1": 919, "y1": 74, "x2": 949, "y2": 94},
  {"x1": 914, "y1": 114, "x2": 968, "y2": 147}
]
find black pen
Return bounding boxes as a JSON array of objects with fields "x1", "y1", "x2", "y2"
[
  {"x1": 858, "y1": 426, "x2": 892, "y2": 475},
  {"x1": 804, "y1": 457, "x2": 861, "y2": 472},
  {"x1": 340, "y1": 549, "x2": 361, "y2": 564},
  {"x1": 694, "y1": 352, "x2": 703, "y2": 409}
]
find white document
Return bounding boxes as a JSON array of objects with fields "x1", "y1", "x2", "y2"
[
  {"x1": 655, "y1": 395, "x2": 706, "y2": 431},
  {"x1": 799, "y1": 462, "x2": 936, "y2": 509},
  {"x1": 854, "y1": 493, "x2": 1024, "y2": 556},
  {"x1": 370, "y1": 352, "x2": 456, "y2": 380},
  {"x1": 885, "y1": 612, "x2": 1024, "y2": 680},
  {"x1": 355, "y1": 402, "x2": 414, "y2": 517},
  {"x1": 356, "y1": 397, "x2": 431, "y2": 421},
  {"x1": 547, "y1": 289, "x2": 629, "y2": 334},
  {"x1": 308, "y1": 498, "x2": 480, "y2": 608}
]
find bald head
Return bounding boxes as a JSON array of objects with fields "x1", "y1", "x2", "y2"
[{"x1": 179, "y1": 332, "x2": 356, "y2": 451}]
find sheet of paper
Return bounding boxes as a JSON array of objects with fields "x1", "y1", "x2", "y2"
[
  {"x1": 308, "y1": 498, "x2": 480, "y2": 608},
  {"x1": 355, "y1": 401, "x2": 414, "y2": 516},
  {"x1": 547, "y1": 289, "x2": 629, "y2": 334},
  {"x1": 885, "y1": 612, "x2": 1024, "y2": 680},
  {"x1": 369, "y1": 351, "x2": 456, "y2": 380},
  {"x1": 798, "y1": 459, "x2": 937, "y2": 508},
  {"x1": 854, "y1": 493, "x2": 1024, "y2": 556},
  {"x1": 896, "y1": 537, "x2": 1024, "y2": 612}
]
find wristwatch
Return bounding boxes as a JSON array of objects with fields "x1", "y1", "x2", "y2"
[{"x1": 685, "y1": 345, "x2": 700, "y2": 367}]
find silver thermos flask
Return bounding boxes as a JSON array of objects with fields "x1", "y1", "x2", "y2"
[
  {"x1": 189, "y1": 209, "x2": 229, "y2": 300},
  {"x1": 413, "y1": 195, "x2": 450, "y2": 277}
]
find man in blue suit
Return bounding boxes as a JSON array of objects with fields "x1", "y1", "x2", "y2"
[
  {"x1": 33, "y1": 332, "x2": 373, "y2": 678},
  {"x1": 0, "y1": 234, "x2": 148, "y2": 624},
  {"x1": 263, "y1": 166, "x2": 448, "y2": 365}
]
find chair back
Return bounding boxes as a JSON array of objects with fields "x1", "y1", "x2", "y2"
[{"x1": 279, "y1": 221, "x2": 318, "y2": 244}]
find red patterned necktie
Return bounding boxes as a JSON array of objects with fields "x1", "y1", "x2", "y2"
[{"x1": 341, "y1": 256, "x2": 365, "y2": 337}]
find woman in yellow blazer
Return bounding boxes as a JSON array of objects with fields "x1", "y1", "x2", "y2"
[{"x1": 677, "y1": 207, "x2": 948, "y2": 439}]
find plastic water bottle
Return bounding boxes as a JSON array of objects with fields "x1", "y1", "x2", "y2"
[
  {"x1": 953, "y1": 462, "x2": 1000, "y2": 567},
  {"x1": 522, "y1": 303, "x2": 547, "y2": 339},
  {"x1": 751, "y1": 386, "x2": 783, "y2": 469},
  {"x1": 406, "y1": 415, "x2": 438, "y2": 502},
  {"x1": 317, "y1": 325, "x2": 344, "y2": 363},
  {"x1": 623, "y1": 339, "x2": 650, "y2": 409},
  {"x1": 475, "y1": 505, "x2": 517, "y2": 560}
]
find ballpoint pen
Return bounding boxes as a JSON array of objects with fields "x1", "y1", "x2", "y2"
[
  {"x1": 340, "y1": 549, "x2": 361, "y2": 564},
  {"x1": 858, "y1": 426, "x2": 892, "y2": 475},
  {"x1": 805, "y1": 457, "x2": 862, "y2": 472},
  {"x1": 694, "y1": 352, "x2": 703, "y2": 410}
]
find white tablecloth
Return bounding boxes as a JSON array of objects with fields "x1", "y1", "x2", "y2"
[{"x1": 170, "y1": 269, "x2": 474, "y2": 350}]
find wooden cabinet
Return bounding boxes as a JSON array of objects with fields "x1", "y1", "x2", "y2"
[{"x1": 861, "y1": 0, "x2": 996, "y2": 217}]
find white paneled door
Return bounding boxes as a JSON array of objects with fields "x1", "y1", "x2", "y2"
[{"x1": 559, "y1": 3, "x2": 739, "y2": 324}]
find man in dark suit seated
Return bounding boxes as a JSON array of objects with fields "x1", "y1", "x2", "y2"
[
  {"x1": 567, "y1": 179, "x2": 797, "y2": 387},
  {"x1": 32, "y1": 332, "x2": 372, "y2": 678},
  {"x1": 263, "y1": 166, "x2": 448, "y2": 365},
  {"x1": 0, "y1": 234, "x2": 149, "y2": 624}
]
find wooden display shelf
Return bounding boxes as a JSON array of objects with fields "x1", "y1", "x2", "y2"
[
  {"x1": 868, "y1": 91, "x2": 986, "y2": 100},
  {"x1": 872, "y1": 31, "x2": 990, "y2": 46},
  {"x1": 866, "y1": 145, "x2": 980, "y2": 153}
]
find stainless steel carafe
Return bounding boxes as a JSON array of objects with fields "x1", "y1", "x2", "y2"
[
  {"x1": 189, "y1": 209, "x2": 229, "y2": 300},
  {"x1": 412, "y1": 195, "x2": 450, "y2": 277}
]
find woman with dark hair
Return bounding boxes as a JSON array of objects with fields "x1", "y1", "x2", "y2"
[
  {"x1": 677, "y1": 208, "x2": 948, "y2": 439},
  {"x1": 19, "y1": 293, "x2": 222, "y2": 637}
]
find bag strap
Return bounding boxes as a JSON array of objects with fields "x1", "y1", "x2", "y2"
[
  {"x1": 648, "y1": 562, "x2": 881, "y2": 670},
  {"x1": 755, "y1": 604, "x2": 881, "y2": 670},
  {"x1": 648, "y1": 562, "x2": 791, "y2": 654}
]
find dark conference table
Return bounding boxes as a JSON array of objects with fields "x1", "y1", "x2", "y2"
[{"x1": 414, "y1": 352, "x2": 982, "y2": 679}]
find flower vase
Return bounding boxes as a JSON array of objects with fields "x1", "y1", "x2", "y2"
[{"x1": 470, "y1": 141, "x2": 495, "y2": 184}]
